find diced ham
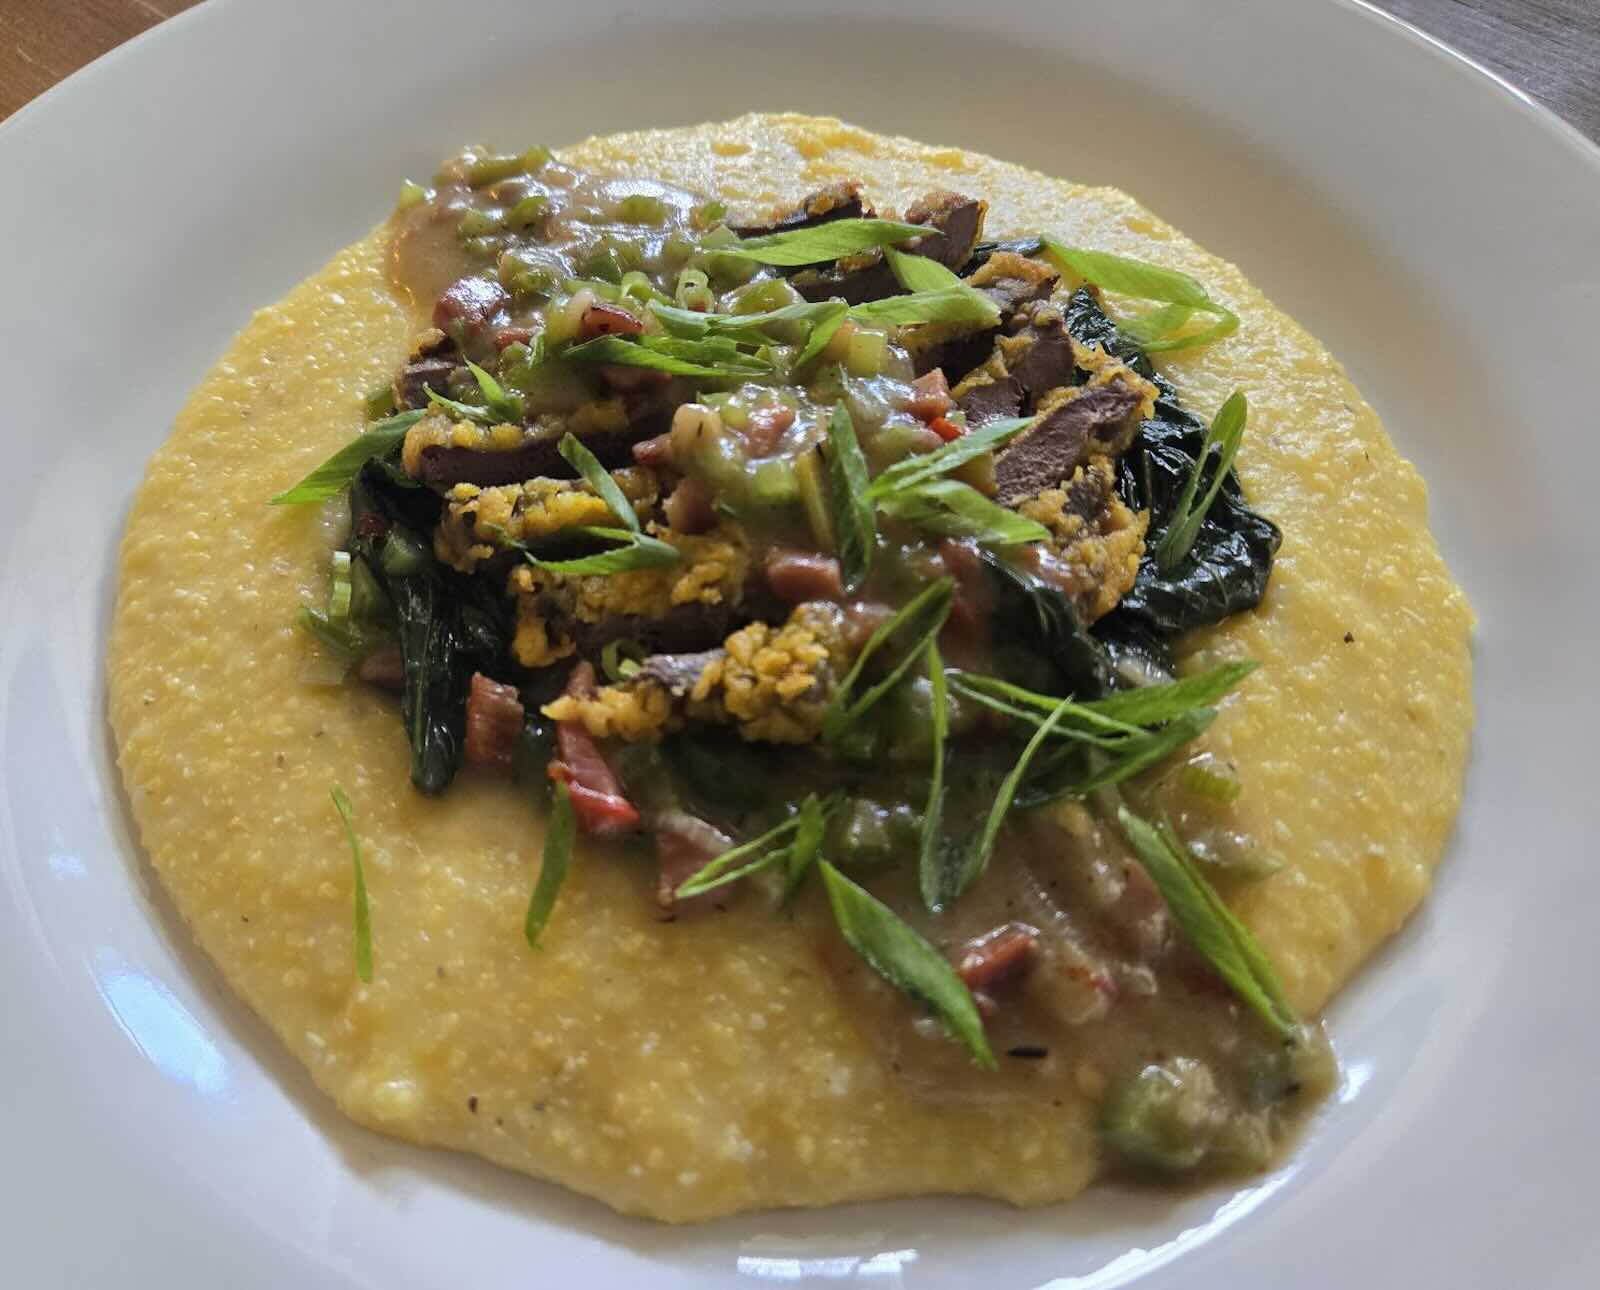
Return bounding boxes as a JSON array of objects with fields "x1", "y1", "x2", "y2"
[
  {"x1": 493, "y1": 326, "x2": 533, "y2": 349},
  {"x1": 907, "y1": 369, "x2": 953, "y2": 422},
  {"x1": 433, "y1": 276, "x2": 508, "y2": 335},
  {"x1": 765, "y1": 550, "x2": 845, "y2": 602},
  {"x1": 579, "y1": 301, "x2": 645, "y2": 339},
  {"x1": 463, "y1": 672, "x2": 524, "y2": 771},
  {"x1": 928, "y1": 415, "x2": 964, "y2": 443},
  {"x1": 548, "y1": 663, "x2": 640, "y2": 836},
  {"x1": 956, "y1": 922, "x2": 1040, "y2": 994},
  {"x1": 653, "y1": 810, "x2": 736, "y2": 915},
  {"x1": 600, "y1": 364, "x2": 671, "y2": 392},
  {"x1": 631, "y1": 432, "x2": 675, "y2": 468},
  {"x1": 745, "y1": 404, "x2": 796, "y2": 454},
  {"x1": 356, "y1": 644, "x2": 403, "y2": 692},
  {"x1": 664, "y1": 475, "x2": 717, "y2": 534}
]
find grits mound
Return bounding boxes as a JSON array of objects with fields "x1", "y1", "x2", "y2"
[{"x1": 107, "y1": 113, "x2": 1473, "y2": 1221}]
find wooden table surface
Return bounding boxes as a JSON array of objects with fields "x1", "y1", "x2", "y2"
[{"x1": 3, "y1": 0, "x2": 1598, "y2": 138}]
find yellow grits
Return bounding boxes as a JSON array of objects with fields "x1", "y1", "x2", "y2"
[{"x1": 107, "y1": 114, "x2": 1473, "y2": 1221}]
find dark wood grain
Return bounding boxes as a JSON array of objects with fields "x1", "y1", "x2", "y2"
[{"x1": 1, "y1": 0, "x2": 1597, "y2": 139}]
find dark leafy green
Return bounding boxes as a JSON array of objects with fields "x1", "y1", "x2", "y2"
[
  {"x1": 349, "y1": 463, "x2": 509, "y2": 795},
  {"x1": 1061, "y1": 289, "x2": 1281, "y2": 643},
  {"x1": 978, "y1": 551, "x2": 1118, "y2": 699}
]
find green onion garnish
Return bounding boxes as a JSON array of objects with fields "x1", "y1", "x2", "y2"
[
  {"x1": 525, "y1": 780, "x2": 576, "y2": 948},
  {"x1": 823, "y1": 402, "x2": 876, "y2": 591},
  {"x1": 1154, "y1": 391, "x2": 1250, "y2": 572},
  {"x1": 718, "y1": 217, "x2": 927, "y2": 266},
  {"x1": 1116, "y1": 805, "x2": 1299, "y2": 1040},
  {"x1": 821, "y1": 578, "x2": 954, "y2": 743},
  {"x1": 269, "y1": 410, "x2": 423, "y2": 505},
  {"x1": 818, "y1": 861, "x2": 995, "y2": 1069},
  {"x1": 1039, "y1": 239, "x2": 1240, "y2": 353},
  {"x1": 329, "y1": 786, "x2": 373, "y2": 984}
]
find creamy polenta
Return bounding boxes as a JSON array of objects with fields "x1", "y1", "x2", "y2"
[{"x1": 107, "y1": 114, "x2": 1473, "y2": 1221}]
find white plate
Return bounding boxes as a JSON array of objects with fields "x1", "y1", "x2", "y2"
[{"x1": 3, "y1": 0, "x2": 1597, "y2": 1284}]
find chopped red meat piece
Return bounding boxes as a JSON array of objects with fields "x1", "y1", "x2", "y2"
[
  {"x1": 547, "y1": 663, "x2": 640, "y2": 836},
  {"x1": 907, "y1": 369, "x2": 953, "y2": 421},
  {"x1": 956, "y1": 922, "x2": 1040, "y2": 994},
  {"x1": 463, "y1": 672, "x2": 524, "y2": 771},
  {"x1": 579, "y1": 301, "x2": 645, "y2": 339},
  {"x1": 765, "y1": 550, "x2": 845, "y2": 602}
]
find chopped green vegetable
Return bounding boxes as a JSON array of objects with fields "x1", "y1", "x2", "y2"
[
  {"x1": 1177, "y1": 752, "x2": 1243, "y2": 806},
  {"x1": 824, "y1": 402, "x2": 876, "y2": 590},
  {"x1": 1154, "y1": 391, "x2": 1249, "y2": 573},
  {"x1": 364, "y1": 384, "x2": 397, "y2": 420},
  {"x1": 822, "y1": 578, "x2": 954, "y2": 743},
  {"x1": 600, "y1": 638, "x2": 644, "y2": 683},
  {"x1": 330, "y1": 786, "x2": 373, "y2": 984},
  {"x1": 557, "y1": 432, "x2": 639, "y2": 532},
  {"x1": 818, "y1": 861, "x2": 994, "y2": 1068},
  {"x1": 1116, "y1": 805, "x2": 1299, "y2": 1039},
  {"x1": 268, "y1": 410, "x2": 423, "y2": 505},
  {"x1": 523, "y1": 779, "x2": 576, "y2": 948},
  {"x1": 719, "y1": 217, "x2": 927, "y2": 266},
  {"x1": 792, "y1": 302, "x2": 849, "y2": 370},
  {"x1": 395, "y1": 180, "x2": 428, "y2": 211}
]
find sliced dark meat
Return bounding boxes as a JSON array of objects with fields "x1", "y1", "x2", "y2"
[
  {"x1": 955, "y1": 373, "x2": 1023, "y2": 425},
  {"x1": 908, "y1": 252, "x2": 1058, "y2": 380},
  {"x1": 397, "y1": 358, "x2": 459, "y2": 410},
  {"x1": 993, "y1": 385, "x2": 1147, "y2": 506},
  {"x1": 956, "y1": 922, "x2": 1040, "y2": 994},
  {"x1": 1006, "y1": 312, "x2": 1077, "y2": 400},
  {"x1": 653, "y1": 809, "x2": 735, "y2": 914},
  {"x1": 731, "y1": 181, "x2": 867, "y2": 237},
  {"x1": 911, "y1": 329, "x2": 1002, "y2": 382},
  {"x1": 793, "y1": 191, "x2": 987, "y2": 305},
  {"x1": 904, "y1": 191, "x2": 987, "y2": 270},
  {"x1": 634, "y1": 648, "x2": 723, "y2": 696},
  {"x1": 417, "y1": 418, "x2": 655, "y2": 487},
  {"x1": 570, "y1": 603, "x2": 737, "y2": 659},
  {"x1": 463, "y1": 672, "x2": 525, "y2": 771},
  {"x1": 953, "y1": 309, "x2": 1076, "y2": 426},
  {"x1": 395, "y1": 328, "x2": 460, "y2": 410},
  {"x1": 969, "y1": 250, "x2": 1059, "y2": 317}
]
